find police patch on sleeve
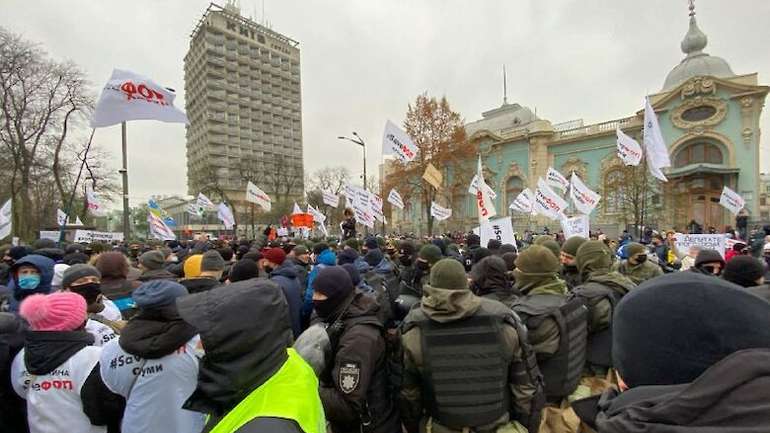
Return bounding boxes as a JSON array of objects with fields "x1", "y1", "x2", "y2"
[{"x1": 339, "y1": 361, "x2": 360, "y2": 394}]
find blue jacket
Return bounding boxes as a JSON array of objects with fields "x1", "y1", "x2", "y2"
[
  {"x1": 303, "y1": 249, "x2": 337, "y2": 320},
  {"x1": 8, "y1": 255, "x2": 55, "y2": 311},
  {"x1": 269, "y1": 262, "x2": 303, "y2": 338}
]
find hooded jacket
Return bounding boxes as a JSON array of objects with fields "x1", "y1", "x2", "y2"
[
  {"x1": 304, "y1": 249, "x2": 337, "y2": 321},
  {"x1": 9, "y1": 255, "x2": 55, "y2": 311},
  {"x1": 270, "y1": 262, "x2": 303, "y2": 338},
  {"x1": 0, "y1": 313, "x2": 27, "y2": 433},
  {"x1": 470, "y1": 256, "x2": 518, "y2": 306},
  {"x1": 99, "y1": 305, "x2": 204, "y2": 433},
  {"x1": 11, "y1": 330, "x2": 125, "y2": 433},
  {"x1": 574, "y1": 349, "x2": 770, "y2": 433}
]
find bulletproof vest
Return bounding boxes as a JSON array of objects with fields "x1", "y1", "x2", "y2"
[
  {"x1": 410, "y1": 313, "x2": 511, "y2": 429},
  {"x1": 571, "y1": 283, "x2": 623, "y2": 368},
  {"x1": 513, "y1": 294, "x2": 587, "y2": 400}
]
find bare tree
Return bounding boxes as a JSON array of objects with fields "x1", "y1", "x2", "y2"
[{"x1": 305, "y1": 166, "x2": 351, "y2": 229}]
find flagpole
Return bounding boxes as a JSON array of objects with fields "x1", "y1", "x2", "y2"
[
  {"x1": 120, "y1": 122, "x2": 130, "y2": 242},
  {"x1": 59, "y1": 128, "x2": 96, "y2": 245}
]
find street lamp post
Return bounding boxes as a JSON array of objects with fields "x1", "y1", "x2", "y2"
[{"x1": 338, "y1": 133, "x2": 368, "y2": 235}]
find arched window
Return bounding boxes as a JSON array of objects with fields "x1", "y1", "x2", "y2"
[
  {"x1": 506, "y1": 176, "x2": 523, "y2": 211},
  {"x1": 674, "y1": 142, "x2": 723, "y2": 167},
  {"x1": 604, "y1": 169, "x2": 624, "y2": 214}
]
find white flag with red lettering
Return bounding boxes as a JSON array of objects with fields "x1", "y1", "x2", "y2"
[
  {"x1": 616, "y1": 127, "x2": 643, "y2": 166},
  {"x1": 719, "y1": 186, "x2": 745, "y2": 215},
  {"x1": 91, "y1": 69, "x2": 188, "y2": 128},
  {"x1": 569, "y1": 172, "x2": 601, "y2": 215},
  {"x1": 534, "y1": 178, "x2": 568, "y2": 220},
  {"x1": 546, "y1": 167, "x2": 570, "y2": 192},
  {"x1": 476, "y1": 156, "x2": 497, "y2": 223}
]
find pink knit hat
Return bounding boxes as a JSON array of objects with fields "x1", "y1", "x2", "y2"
[{"x1": 20, "y1": 292, "x2": 87, "y2": 331}]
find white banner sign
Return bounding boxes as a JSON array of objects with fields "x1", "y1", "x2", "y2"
[
  {"x1": 85, "y1": 185, "x2": 108, "y2": 217},
  {"x1": 73, "y1": 230, "x2": 124, "y2": 243},
  {"x1": 674, "y1": 233, "x2": 726, "y2": 258},
  {"x1": 0, "y1": 199, "x2": 11, "y2": 240},
  {"x1": 307, "y1": 204, "x2": 326, "y2": 223},
  {"x1": 383, "y1": 120, "x2": 418, "y2": 162},
  {"x1": 643, "y1": 97, "x2": 671, "y2": 182},
  {"x1": 197, "y1": 192, "x2": 216, "y2": 211},
  {"x1": 217, "y1": 203, "x2": 235, "y2": 229},
  {"x1": 246, "y1": 181, "x2": 272, "y2": 211},
  {"x1": 322, "y1": 190, "x2": 339, "y2": 208},
  {"x1": 569, "y1": 172, "x2": 601, "y2": 215},
  {"x1": 90, "y1": 69, "x2": 188, "y2": 128},
  {"x1": 561, "y1": 215, "x2": 590, "y2": 239},
  {"x1": 718, "y1": 186, "x2": 745, "y2": 215},
  {"x1": 616, "y1": 127, "x2": 643, "y2": 166},
  {"x1": 479, "y1": 217, "x2": 517, "y2": 251},
  {"x1": 387, "y1": 189, "x2": 404, "y2": 210},
  {"x1": 534, "y1": 178, "x2": 568, "y2": 220},
  {"x1": 39, "y1": 230, "x2": 60, "y2": 241},
  {"x1": 546, "y1": 167, "x2": 569, "y2": 191},
  {"x1": 468, "y1": 174, "x2": 497, "y2": 200},
  {"x1": 430, "y1": 201, "x2": 452, "y2": 221},
  {"x1": 57, "y1": 209, "x2": 68, "y2": 226},
  {"x1": 370, "y1": 193, "x2": 385, "y2": 222},
  {"x1": 509, "y1": 188, "x2": 534, "y2": 213},
  {"x1": 277, "y1": 227, "x2": 289, "y2": 236}
]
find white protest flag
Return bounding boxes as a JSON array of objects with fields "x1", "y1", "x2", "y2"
[
  {"x1": 292, "y1": 202, "x2": 303, "y2": 215},
  {"x1": 476, "y1": 156, "x2": 497, "y2": 222},
  {"x1": 546, "y1": 167, "x2": 570, "y2": 192},
  {"x1": 561, "y1": 215, "x2": 590, "y2": 239},
  {"x1": 322, "y1": 190, "x2": 339, "y2": 208},
  {"x1": 349, "y1": 185, "x2": 375, "y2": 228},
  {"x1": 307, "y1": 204, "x2": 326, "y2": 223},
  {"x1": 509, "y1": 188, "x2": 534, "y2": 213},
  {"x1": 147, "y1": 212, "x2": 176, "y2": 240},
  {"x1": 196, "y1": 193, "x2": 216, "y2": 211},
  {"x1": 369, "y1": 193, "x2": 386, "y2": 222},
  {"x1": 643, "y1": 97, "x2": 671, "y2": 182},
  {"x1": 57, "y1": 209, "x2": 68, "y2": 226},
  {"x1": 616, "y1": 127, "x2": 642, "y2": 166},
  {"x1": 85, "y1": 185, "x2": 108, "y2": 217},
  {"x1": 534, "y1": 178, "x2": 568, "y2": 220},
  {"x1": 468, "y1": 174, "x2": 498, "y2": 200},
  {"x1": 217, "y1": 202, "x2": 235, "y2": 229},
  {"x1": 430, "y1": 201, "x2": 452, "y2": 221},
  {"x1": 569, "y1": 172, "x2": 601, "y2": 215},
  {"x1": 387, "y1": 189, "x2": 404, "y2": 210},
  {"x1": 186, "y1": 203, "x2": 202, "y2": 217},
  {"x1": 383, "y1": 120, "x2": 418, "y2": 162},
  {"x1": 0, "y1": 199, "x2": 11, "y2": 240},
  {"x1": 479, "y1": 217, "x2": 517, "y2": 251},
  {"x1": 245, "y1": 181, "x2": 271, "y2": 211},
  {"x1": 74, "y1": 216, "x2": 84, "y2": 226},
  {"x1": 719, "y1": 186, "x2": 745, "y2": 215},
  {"x1": 90, "y1": 69, "x2": 188, "y2": 128},
  {"x1": 343, "y1": 184, "x2": 356, "y2": 209}
]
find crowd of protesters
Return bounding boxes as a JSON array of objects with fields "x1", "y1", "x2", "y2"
[{"x1": 1, "y1": 219, "x2": 769, "y2": 433}]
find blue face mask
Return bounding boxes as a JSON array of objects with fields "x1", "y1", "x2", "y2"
[{"x1": 18, "y1": 274, "x2": 41, "y2": 290}]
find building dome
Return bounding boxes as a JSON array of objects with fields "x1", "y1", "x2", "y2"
[
  {"x1": 662, "y1": 7, "x2": 734, "y2": 91},
  {"x1": 465, "y1": 102, "x2": 538, "y2": 137}
]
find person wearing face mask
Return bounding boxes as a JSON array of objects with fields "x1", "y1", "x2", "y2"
[
  {"x1": 690, "y1": 249, "x2": 726, "y2": 276},
  {"x1": 62, "y1": 264, "x2": 122, "y2": 346},
  {"x1": 286, "y1": 245, "x2": 311, "y2": 293},
  {"x1": 262, "y1": 247, "x2": 303, "y2": 338},
  {"x1": 722, "y1": 256, "x2": 766, "y2": 289},
  {"x1": 302, "y1": 243, "x2": 337, "y2": 328},
  {"x1": 311, "y1": 266, "x2": 401, "y2": 433},
  {"x1": 8, "y1": 254, "x2": 55, "y2": 312},
  {"x1": 560, "y1": 236, "x2": 587, "y2": 290},
  {"x1": 396, "y1": 240, "x2": 417, "y2": 288},
  {"x1": 612, "y1": 242, "x2": 663, "y2": 285},
  {"x1": 395, "y1": 244, "x2": 442, "y2": 320}
]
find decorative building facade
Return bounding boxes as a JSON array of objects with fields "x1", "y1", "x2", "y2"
[{"x1": 388, "y1": 6, "x2": 768, "y2": 236}]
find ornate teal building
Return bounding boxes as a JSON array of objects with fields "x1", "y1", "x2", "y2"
[{"x1": 389, "y1": 6, "x2": 768, "y2": 236}]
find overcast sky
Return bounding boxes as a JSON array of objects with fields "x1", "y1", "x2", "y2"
[{"x1": 3, "y1": 0, "x2": 769, "y2": 207}]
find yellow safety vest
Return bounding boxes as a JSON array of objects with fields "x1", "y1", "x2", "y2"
[{"x1": 210, "y1": 348, "x2": 326, "y2": 433}]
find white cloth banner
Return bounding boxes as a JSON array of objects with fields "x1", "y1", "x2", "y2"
[
  {"x1": 534, "y1": 178, "x2": 568, "y2": 220},
  {"x1": 546, "y1": 167, "x2": 570, "y2": 191},
  {"x1": 186, "y1": 203, "x2": 202, "y2": 217},
  {"x1": 349, "y1": 186, "x2": 375, "y2": 228},
  {"x1": 217, "y1": 203, "x2": 235, "y2": 229},
  {"x1": 73, "y1": 230, "x2": 124, "y2": 243},
  {"x1": 387, "y1": 189, "x2": 404, "y2": 210},
  {"x1": 674, "y1": 233, "x2": 726, "y2": 258},
  {"x1": 307, "y1": 204, "x2": 326, "y2": 223},
  {"x1": 643, "y1": 97, "x2": 671, "y2": 182},
  {"x1": 383, "y1": 120, "x2": 418, "y2": 162},
  {"x1": 39, "y1": 231, "x2": 59, "y2": 242},
  {"x1": 561, "y1": 215, "x2": 590, "y2": 239},
  {"x1": 370, "y1": 194, "x2": 385, "y2": 222},
  {"x1": 430, "y1": 201, "x2": 452, "y2": 221},
  {"x1": 85, "y1": 185, "x2": 108, "y2": 217},
  {"x1": 57, "y1": 209, "x2": 68, "y2": 226},
  {"x1": 569, "y1": 173, "x2": 601, "y2": 215},
  {"x1": 509, "y1": 188, "x2": 534, "y2": 213},
  {"x1": 147, "y1": 212, "x2": 176, "y2": 240},
  {"x1": 277, "y1": 227, "x2": 289, "y2": 236},
  {"x1": 479, "y1": 217, "x2": 517, "y2": 251},
  {"x1": 197, "y1": 193, "x2": 216, "y2": 211},
  {"x1": 719, "y1": 186, "x2": 745, "y2": 215},
  {"x1": 322, "y1": 190, "x2": 339, "y2": 208},
  {"x1": 343, "y1": 184, "x2": 357, "y2": 209},
  {"x1": 468, "y1": 175, "x2": 498, "y2": 200},
  {"x1": 476, "y1": 156, "x2": 497, "y2": 222},
  {"x1": 246, "y1": 181, "x2": 271, "y2": 211},
  {"x1": 90, "y1": 69, "x2": 188, "y2": 128},
  {"x1": 616, "y1": 127, "x2": 642, "y2": 166},
  {"x1": 0, "y1": 199, "x2": 12, "y2": 240}
]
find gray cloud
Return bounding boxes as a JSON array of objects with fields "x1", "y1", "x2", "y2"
[{"x1": 2, "y1": 0, "x2": 768, "y2": 207}]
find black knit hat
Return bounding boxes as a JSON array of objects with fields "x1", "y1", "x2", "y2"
[
  {"x1": 693, "y1": 249, "x2": 725, "y2": 268},
  {"x1": 229, "y1": 259, "x2": 258, "y2": 282},
  {"x1": 364, "y1": 249, "x2": 384, "y2": 267},
  {"x1": 336, "y1": 248, "x2": 359, "y2": 265},
  {"x1": 613, "y1": 272, "x2": 770, "y2": 388},
  {"x1": 466, "y1": 233, "x2": 481, "y2": 247},
  {"x1": 364, "y1": 237, "x2": 379, "y2": 251},
  {"x1": 313, "y1": 266, "x2": 354, "y2": 313},
  {"x1": 487, "y1": 239, "x2": 502, "y2": 250},
  {"x1": 341, "y1": 263, "x2": 361, "y2": 286},
  {"x1": 722, "y1": 256, "x2": 765, "y2": 288}
]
